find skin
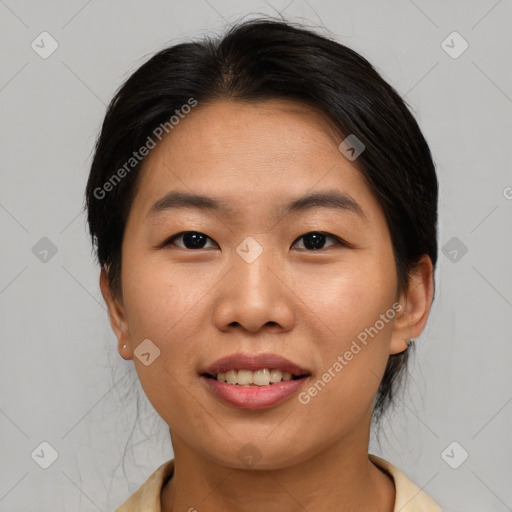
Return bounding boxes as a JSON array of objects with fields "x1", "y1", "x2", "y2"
[{"x1": 100, "y1": 99, "x2": 434, "y2": 512}]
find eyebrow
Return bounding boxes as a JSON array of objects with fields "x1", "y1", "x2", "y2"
[{"x1": 147, "y1": 189, "x2": 366, "y2": 220}]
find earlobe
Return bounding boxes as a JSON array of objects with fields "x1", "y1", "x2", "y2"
[
  {"x1": 389, "y1": 255, "x2": 434, "y2": 355},
  {"x1": 99, "y1": 268, "x2": 133, "y2": 360}
]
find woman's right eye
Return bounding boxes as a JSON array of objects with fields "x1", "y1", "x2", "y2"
[{"x1": 164, "y1": 231, "x2": 218, "y2": 250}]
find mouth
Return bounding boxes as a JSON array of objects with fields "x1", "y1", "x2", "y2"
[
  {"x1": 200, "y1": 352, "x2": 311, "y2": 384},
  {"x1": 199, "y1": 353, "x2": 312, "y2": 409}
]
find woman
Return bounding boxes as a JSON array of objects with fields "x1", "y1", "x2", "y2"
[{"x1": 86, "y1": 18, "x2": 442, "y2": 511}]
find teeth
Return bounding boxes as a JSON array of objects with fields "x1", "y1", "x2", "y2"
[
  {"x1": 214, "y1": 368, "x2": 295, "y2": 386},
  {"x1": 253, "y1": 369, "x2": 270, "y2": 386},
  {"x1": 269, "y1": 369, "x2": 282, "y2": 383},
  {"x1": 237, "y1": 369, "x2": 253, "y2": 385}
]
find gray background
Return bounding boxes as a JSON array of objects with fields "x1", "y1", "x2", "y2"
[{"x1": 1, "y1": 0, "x2": 511, "y2": 510}]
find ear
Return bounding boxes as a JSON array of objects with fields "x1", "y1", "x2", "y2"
[
  {"x1": 389, "y1": 255, "x2": 434, "y2": 355},
  {"x1": 99, "y1": 267, "x2": 132, "y2": 360}
]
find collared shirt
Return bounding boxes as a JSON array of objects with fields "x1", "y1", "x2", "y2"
[{"x1": 115, "y1": 454, "x2": 443, "y2": 511}]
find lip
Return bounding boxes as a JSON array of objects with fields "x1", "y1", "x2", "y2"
[
  {"x1": 201, "y1": 376, "x2": 310, "y2": 410},
  {"x1": 201, "y1": 352, "x2": 311, "y2": 376}
]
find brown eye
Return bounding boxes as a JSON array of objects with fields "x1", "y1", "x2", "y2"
[
  {"x1": 165, "y1": 231, "x2": 217, "y2": 249},
  {"x1": 292, "y1": 232, "x2": 342, "y2": 250}
]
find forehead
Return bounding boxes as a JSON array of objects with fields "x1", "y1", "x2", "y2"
[
  {"x1": 174, "y1": 98, "x2": 344, "y2": 146},
  {"x1": 140, "y1": 98, "x2": 346, "y2": 178},
  {"x1": 130, "y1": 99, "x2": 381, "y2": 223}
]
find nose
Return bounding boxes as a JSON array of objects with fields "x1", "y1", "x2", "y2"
[{"x1": 213, "y1": 244, "x2": 295, "y2": 334}]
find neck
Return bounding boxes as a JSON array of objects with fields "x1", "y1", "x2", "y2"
[{"x1": 160, "y1": 416, "x2": 395, "y2": 512}]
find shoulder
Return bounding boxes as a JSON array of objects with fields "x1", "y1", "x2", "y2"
[
  {"x1": 114, "y1": 459, "x2": 175, "y2": 512},
  {"x1": 369, "y1": 454, "x2": 443, "y2": 512}
]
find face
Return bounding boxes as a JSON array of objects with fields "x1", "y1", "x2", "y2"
[{"x1": 103, "y1": 99, "x2": 422, "y2": 470}]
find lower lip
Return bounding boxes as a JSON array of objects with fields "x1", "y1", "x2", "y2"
[{"x1": 201, "y1": 375, "x2": 309, "y2": 410}]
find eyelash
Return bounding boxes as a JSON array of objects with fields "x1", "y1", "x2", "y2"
[{"x1": 161, "y1": 231, "x2": 349, "y2": 251}]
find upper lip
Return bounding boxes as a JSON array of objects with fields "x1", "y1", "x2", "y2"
[{"x1": 201, "y1": 352, "x2": 311, "y2": 376}]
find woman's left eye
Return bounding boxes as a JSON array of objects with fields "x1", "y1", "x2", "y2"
[{"x1": 291, "y1": 231, "x2": 342, "y2": 251}]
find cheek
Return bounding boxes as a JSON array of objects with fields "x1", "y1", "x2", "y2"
[
  {"x1": 294, "y1": 249, "x2": 398, "y2": 409},
  {"x1": 300, "y1": 251, "x2": 397, "y2": 347},
  {"x1": 119, "y1": 258, "x2": 210, "y2": 421},
  {"x1": 121, "y1": 238, "x2": 186, "y2": 323},
  {"x1": 120, "y1": 253, "x2": 214, "y2": 373}
]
